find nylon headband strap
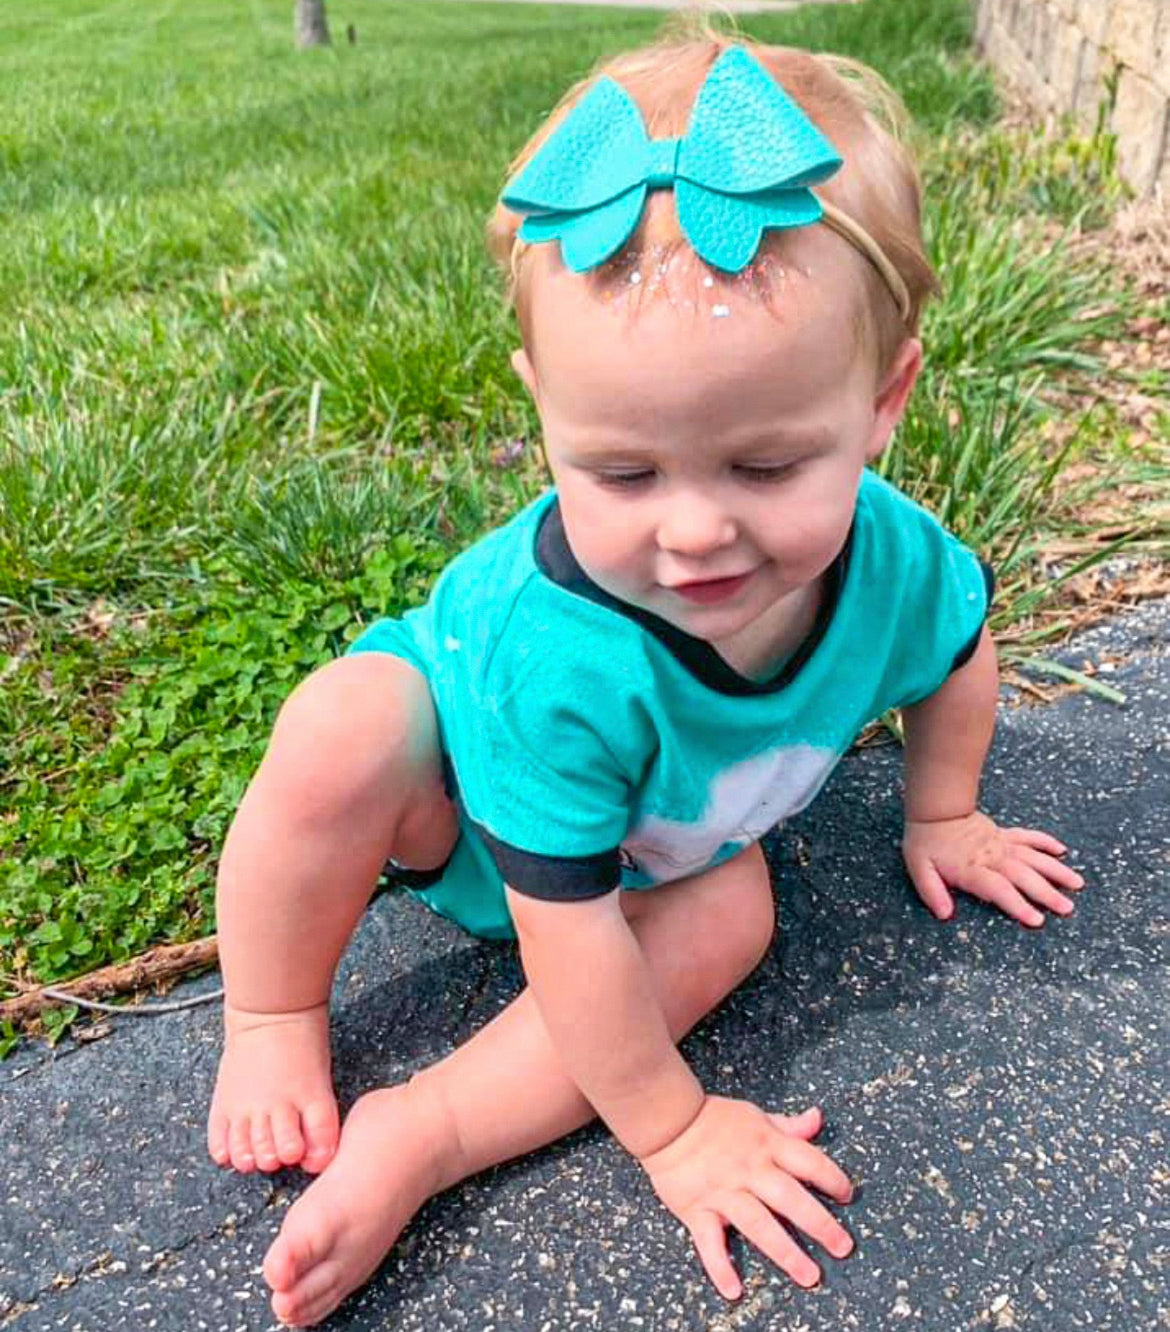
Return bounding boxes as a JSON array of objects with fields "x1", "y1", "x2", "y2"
[{"x1": 818, "y1": 199, "x2": 911, "y2": 323}]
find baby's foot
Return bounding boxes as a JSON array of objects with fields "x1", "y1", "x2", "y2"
[
  {"x1": 262, "y1": 1080, "x2": 459, "y2": 1327},
  {"x1": 208, "y1": 1001, "x2": 339, "y2": 1175}
]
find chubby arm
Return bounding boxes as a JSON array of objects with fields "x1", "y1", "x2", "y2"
[
  {"x1": 901, "y1": 624, "x2": 998, "y2": 822},
  {"x1": 900, "y1": 626, "x2": 1085, "y2": 925},
  {"x1": 506, "y1": 885, "x2": 705, "y2": 1159}
]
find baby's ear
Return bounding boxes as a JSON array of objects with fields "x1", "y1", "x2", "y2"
[
  {"x1": 511, "y1": 347, "x2": 539, "y2": 400},
  {"x1": 864, "y1": 338, "x2": 922, "y2": 462}
]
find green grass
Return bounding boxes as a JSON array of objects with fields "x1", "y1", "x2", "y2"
[{"x1": 1, "y1": 0, "x2": 1165, "y2": 1035}]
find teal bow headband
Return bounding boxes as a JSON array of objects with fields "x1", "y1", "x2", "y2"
[{"x1": 501, "y1": 46, "x2": 911, "y2": 320}]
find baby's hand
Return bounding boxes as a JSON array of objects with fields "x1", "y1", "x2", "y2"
[
  {"x1": 638, "y1": 1095, "x2": 855, "y2": 1299},
  {"x1": 902, "y1": 811, "x2": 1085, "y2": 928}
]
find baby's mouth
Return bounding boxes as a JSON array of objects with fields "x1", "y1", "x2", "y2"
[{"x1": 667, "y1": 569, "x2": 755, "y2": 604}]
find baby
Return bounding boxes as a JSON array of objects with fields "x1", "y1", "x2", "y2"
[{"x1": 208, "y1": 27, "x2": 1085, "y2": 1328}]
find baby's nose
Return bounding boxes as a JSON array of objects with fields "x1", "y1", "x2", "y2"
[{"x1": 656, "y1": 491, "x2": 736, "y2": 556}]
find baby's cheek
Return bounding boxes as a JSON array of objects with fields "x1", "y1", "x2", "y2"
[
  {"x1": 771, "y1": 504, "x2": 849, "y2": 575},
  {"x1": 560, "y1": 512, "x2": 628, "y2": 578}
]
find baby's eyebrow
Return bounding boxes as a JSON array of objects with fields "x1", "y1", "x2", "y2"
[
  {"x1": 730, "y1": 429, "x2": 833, "y2": 454},
  {"x1": 735, "y1": 439, "x2": 831, "y2": 460},
  {"x1": 573, "y1": 430, "x2": 830, "y2": 462}
]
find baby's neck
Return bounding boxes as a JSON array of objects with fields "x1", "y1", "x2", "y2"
[{"x1": 712, "y1": 576, "x2": 825, "y2": 684}]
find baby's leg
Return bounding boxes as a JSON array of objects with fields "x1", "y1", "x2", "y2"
[
  {"x1": 207, "y1": 654, "x2": 458, "y2": 1175},
  {"x1": 264, "y1": 845, "x2": 800, "y2": 1328}
]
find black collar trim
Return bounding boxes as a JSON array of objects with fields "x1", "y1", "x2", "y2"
[{"x1": 534, "y1": 498, "x2": 852, "y2": 697}]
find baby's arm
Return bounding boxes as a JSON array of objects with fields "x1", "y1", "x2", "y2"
[
  {"x1": 900, "y1": 625, "x2": 1085, "y2": 925},
  {"x1": 507, "y1": 886, "x2": 705, "y2": 1157},
  {"x1": 507, "y1": 885, "x2": 854, "y2": 1295}
]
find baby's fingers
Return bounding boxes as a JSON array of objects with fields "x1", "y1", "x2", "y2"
[
  {"x1": 966, "y1": 866, "x2": 1044, "y2": 927},
  {"x1": 1002, "y1": 827, "x2": 1068, "y2": 856},
  {"x1": 904, "y1": 853, "x2": 955, "y2": 921},
  {"x1": 768, "y1": 1131, "x2": 854, "y2": 1205},
  {"x1": 1012, "y1": 844, "x2": 1086, "y2": 893},
  {"x1": 754, "y1": 1169, "x2": 854, "y2": 1260},
  {"x1": 767, "y1": 1106, "x2": 823, "y2": 1140},
  {"x1": 725, "y1": 1195, "x2": 823, "y2": 1288},
  {"x1": 688, "y1": 1211, "x2": 743, "y2": 1300},
  {"x1": 1005, "y1": 860, "x2": 1076, "y2": 919}
]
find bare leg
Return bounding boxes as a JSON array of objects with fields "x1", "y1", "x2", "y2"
[
  {"x1": 262, "y1": 845, "x2": 820, "y2": 1328},
  {"x1": 208, "y1": 654, "x2": 459, "y2": 1175}
]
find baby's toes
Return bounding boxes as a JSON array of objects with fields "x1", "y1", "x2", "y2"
[
  {"x1": 207, "y1": 1106, "x2": 231, "y2": 1167},
  {"x1": 229, "y1": 1114, "x2": 257, "y2": 1173},
  {"x1": 263, "y1": 1203, "x2": 334, "y2": 1298},
  {"x1": 300, "y1": 1100, "x2": 340, "y2": 1174},
  {"x1": 272, "y1": 1102, "x2": 307, "y2": 1167},
  {"x1": 251, "y1": 1114, "x2": 283, "y2": 1173},
  {"x1": 263, "y1": 1227, "x2": 306, "y2": 1299},
  {"x1": 273, "y1": 1257, "x2": 347, "y2": 1328}
]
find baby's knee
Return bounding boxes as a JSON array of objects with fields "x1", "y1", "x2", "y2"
[
  {"x1": 262, "y1": 655, "x2": 439, "y2": 826},
  {"x1": 722, "y1": 845, "x2": 777, "y2": 978}
]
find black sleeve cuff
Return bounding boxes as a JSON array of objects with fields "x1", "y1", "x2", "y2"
[
  {"x1": 948, "y1": 560, "x2": 995, "y2": 675},
  {"x1": 472, "y1": 821, "x2": 621, "y2": 901}
]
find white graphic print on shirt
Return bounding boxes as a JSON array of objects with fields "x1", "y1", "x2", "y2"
[{"x1": 622, "y1": 744, "x2": 837, "y2": 881}]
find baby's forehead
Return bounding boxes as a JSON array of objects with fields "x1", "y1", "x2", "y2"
[
  {"x1": 524, "y1": 229, "x2": 866, "y2": 356},
  {"x1": 523, "y1": 243, "x2": 872, "y2": 433}
]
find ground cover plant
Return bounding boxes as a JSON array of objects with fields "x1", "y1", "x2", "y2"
[{"x1": 1, "y1": 0, "x2": 1166, "y2": 1044}]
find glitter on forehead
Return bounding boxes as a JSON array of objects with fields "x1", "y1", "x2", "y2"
[{"x1": 593, "y1": 242, "x2": 792, "y2": 324}]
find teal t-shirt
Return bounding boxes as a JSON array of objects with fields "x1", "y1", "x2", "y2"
[{"x1": 348, "y1": 470, "x2": 991, "y2": 938}]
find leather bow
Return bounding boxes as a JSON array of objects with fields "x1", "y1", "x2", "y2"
[{"x1": 501, "y1": 46, "x2": 843, "y2": 274}]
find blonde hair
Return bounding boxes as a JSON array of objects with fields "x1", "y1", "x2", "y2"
[{"x1": 486, "y1": 13, "x2": 939, "y2": 379}]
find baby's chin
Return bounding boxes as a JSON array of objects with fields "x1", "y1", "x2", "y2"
[
  {"x1": 573, "y1": 562, "x2": 778, "y2": 639},
  {"x1": 649, "y1": 586, "x2": 764, "y2": 635}
]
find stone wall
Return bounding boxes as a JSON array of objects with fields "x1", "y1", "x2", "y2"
[{"x1": 974, "y1": 0, "x2": 1170, "y2": 198}]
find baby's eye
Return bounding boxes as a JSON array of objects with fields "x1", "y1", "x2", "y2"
[
  {"x1": 735, "y1": 463, "x2": 795, "y2": 482},
  {"x1": 595, "y1": 470, "x2": 654, "y2": 489}
]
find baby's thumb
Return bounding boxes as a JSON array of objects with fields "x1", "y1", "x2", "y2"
[
  {"x1": 907, "y1": 855, "x2": 954, "y2": 921},
  {"x1": 769, "y1": 1106, "x2": 822, "y2": 1139}
]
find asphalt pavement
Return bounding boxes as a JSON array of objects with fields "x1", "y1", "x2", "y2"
[{"x1": 2, "y1": 599, "x2": 1167, "y2": 1332}]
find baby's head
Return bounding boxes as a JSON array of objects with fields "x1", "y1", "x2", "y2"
[
  {"x1": 490, "y1": 27, "x2": 937, "y2": 375},
  {"x1": 487, "y1": 26, "x2": 939, "y2": 654}
]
